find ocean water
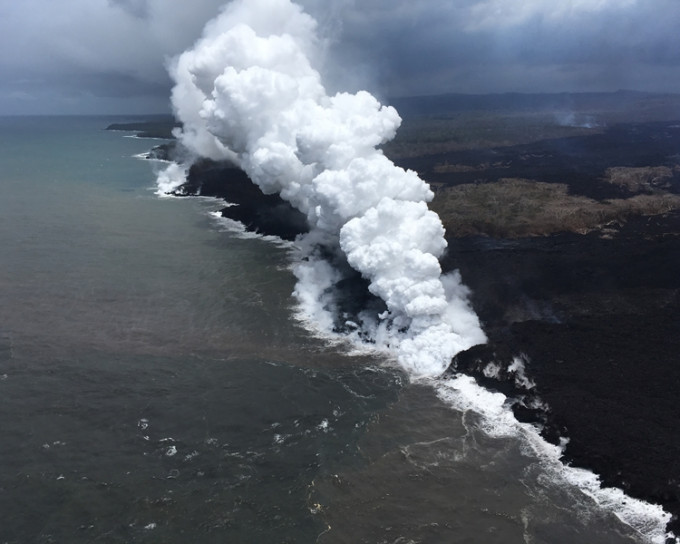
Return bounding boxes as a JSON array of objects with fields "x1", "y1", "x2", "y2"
[{"x1": 0, "y1": 116, "x2": 666, "y2": 543}]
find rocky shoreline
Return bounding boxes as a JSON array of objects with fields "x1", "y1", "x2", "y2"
[
  {"x1": 434, "y1": 119, "x2": 680, "y2": 538},
  {"x1": 175, "y1": 159, "x2": 308, "y2": 241},
  {"x1": 445, "y1": 223, "x2": 680, "y2": 538},
  {"x1": 138, "y1": 109, "x2": 680, "y2": 538}
]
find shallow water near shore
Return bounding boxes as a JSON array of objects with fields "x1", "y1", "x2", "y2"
[{"x1": 0, "y1": 116, "x2": 666, "y2": 543}]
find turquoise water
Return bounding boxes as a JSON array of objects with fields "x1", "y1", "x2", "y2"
[{"x1": 0, "y1": 116, "x2": 653, "y2": 543}]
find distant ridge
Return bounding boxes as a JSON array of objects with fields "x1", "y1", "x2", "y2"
[
  {"x1": 106, "y1": 117, "x2": 178, "y2": 139},
  {"x1": 388, "y1": 90, "x2": 680, "y2": 117}
]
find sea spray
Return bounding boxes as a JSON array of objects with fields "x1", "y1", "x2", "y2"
[{"x1": 158, "y1": 0, "x2": 486, "y2": 376}]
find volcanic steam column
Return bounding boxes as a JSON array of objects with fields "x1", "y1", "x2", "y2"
[{"x1": 159, "y1": 0, "x2": 486, "y2": 377}]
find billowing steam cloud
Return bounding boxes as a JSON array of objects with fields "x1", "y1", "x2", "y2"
[{"x1": 158, "y1": 0, "x2": 486, "y2": 376}]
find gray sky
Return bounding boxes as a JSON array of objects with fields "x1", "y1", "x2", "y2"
[{"x1": 1, "y1": 0, "x2": 679, "y2": 114}]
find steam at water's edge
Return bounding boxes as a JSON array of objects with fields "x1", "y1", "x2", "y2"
[{"x1": 157, "y1": 0, "x2": 486, "y2": 376}]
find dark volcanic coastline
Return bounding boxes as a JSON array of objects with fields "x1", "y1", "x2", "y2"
[
  {"x1": 444, "y1": 222, "x2": 680, "y2": 538},
  {"x1": 138, "y1": 97, "x2": 680, "y2": 538},
  {"x1": 176, "y1": 159, "x2": 308, "y2": 241},
  {"x1": 431, "y1": 119, "x2": 680, "y2": 538}
]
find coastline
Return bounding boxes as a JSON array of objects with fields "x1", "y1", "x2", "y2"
[
  {"x1": 157, "y1": 153, "x2": 679, "y2": 539},
  {"x1": 444, "y1": 224, "x2": 680, "y2": 540},
  {"x1": 126, "y1": 104, "x2": 680, "y2": 539}
]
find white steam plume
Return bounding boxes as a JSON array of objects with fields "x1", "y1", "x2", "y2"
[{"x1": 160, "y1": 0, "x2": 486, "y2": 376}]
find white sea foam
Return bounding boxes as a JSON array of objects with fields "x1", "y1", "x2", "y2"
[
  {"x1": 433, "y1": 375, "x2": 674, "y2": 544},
  {"x1": 208, "y1": 211, "x2": 293, "y2": 248},
  {"x1": 123, "y1": 134, "x2": 170, "y2": 141},
  {"x1": 133, "y1": 151, "x2": 172, "y2": 164}
]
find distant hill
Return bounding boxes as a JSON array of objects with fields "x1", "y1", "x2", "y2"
[
  {"x1": 106, "y1": 116, "x2": 179, "y2": 139},
  {"x1": 388, "y1": 90, "x2": 680, "y2": 120}
]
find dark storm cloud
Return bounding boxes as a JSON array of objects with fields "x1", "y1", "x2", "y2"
[
  {"x1": 1, "y1": 0, "x2": 679, "y2": 114},
  {"x1": 108, "y1": 0, "x2": 150, "y2": 20},
  {"x1": 0, "y1": 0, "x2": 228, "y2": 113},
  {"x1": 312, "y1": 0, "x2": 680, "y2": 96}
]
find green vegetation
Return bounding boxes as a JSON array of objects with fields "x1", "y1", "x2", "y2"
[
  {"x1": 603, "y1": 166, "x2": 677, "y2": 192},
  {"x1": 430, "y1": 178, "x2": 680, "y2": 238}
]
